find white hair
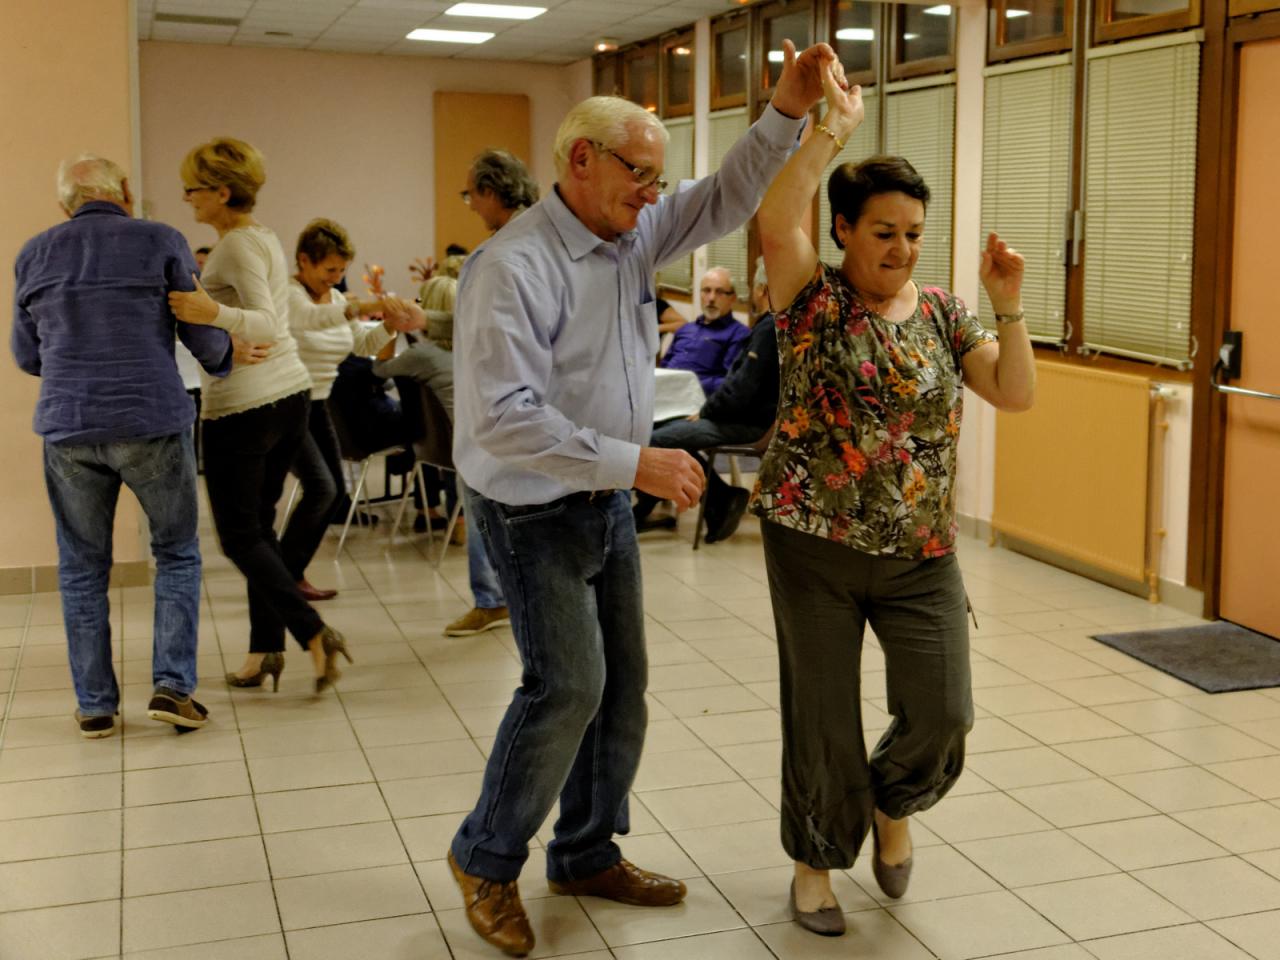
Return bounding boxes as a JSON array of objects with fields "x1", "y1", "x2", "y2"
[
  {"x1": 553, "y1": 96, "x2": 668, "y2": 178},
  {"x1": 57, "y1": 154, "x2": 127, "y2": 213}
]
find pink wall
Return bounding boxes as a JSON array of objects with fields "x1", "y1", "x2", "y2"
[
  {"x1": 0, "y1": 0, "x2": 144, "y2": 578},
  {"x1": 139, "y1": 42, "x2": 591, "y2": 297}
]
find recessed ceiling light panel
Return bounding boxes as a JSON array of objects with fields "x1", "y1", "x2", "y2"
[
  {"x1": 445, "y1": 3, "x2": 546, "y2": 19},
  {"x1": 406, "y1": 27, "x2": 495, "y2": 43}
]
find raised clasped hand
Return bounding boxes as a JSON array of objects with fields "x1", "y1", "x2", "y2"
[
  {"x1": 380, "y1": 296, "x2": 427, "y2": 332},
  {"x1": 979, "y1": 232, "x2": 1025, "y2": 314},
  {"x1": 771, "y1": 39, "x2": 838, "y2": 119},
  {"x1": 168, "y1": 273, "x2": 220, "y2": 325},
  {"x1": 819, "y1": 58, "x2": 865, "y2": 141}
]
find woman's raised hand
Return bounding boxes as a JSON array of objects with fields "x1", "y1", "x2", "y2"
[
  {"x1": 820, "y1": 58, "x2": 864, "y2": 143},
  {"x1": 978, "y1": 232, "x2": 1025, "y2": 315}
]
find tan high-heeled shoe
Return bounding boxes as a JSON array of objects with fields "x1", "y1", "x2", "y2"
[
  {"x1": 225, "y1": 652, "x2": 285, "y2": 692},
  {"x1": 313, "y1": 626, "x2": 353, "y2": 694}
]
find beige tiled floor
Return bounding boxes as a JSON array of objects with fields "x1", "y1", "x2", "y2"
[{"x1": 3, "y1": 502, "x2": 1279, "y2": 960}]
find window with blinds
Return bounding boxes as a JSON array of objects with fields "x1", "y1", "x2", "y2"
[
  {"x1": 981, "y1": 58, "x2": 1072, "y2": 340},
  {"x1": 1083, "y1": 39, "x2": 1199, "y2": 366},
  {"x1": 817, "y1": 90, "x2": 881, "y2": 268},
  {"x1": 656, "y1": 116, "x2": 695, "y2": 292},
  {"x1": 884, "y1": 82, "x2": 956, "y2": 290},
  {"x1": 703, "y1": 107, "x2": 751, "y2": 293}
]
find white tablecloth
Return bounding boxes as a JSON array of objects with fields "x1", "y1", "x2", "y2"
[{"x1": 653, "y1": 367, "x2": 705, "y2": 422}]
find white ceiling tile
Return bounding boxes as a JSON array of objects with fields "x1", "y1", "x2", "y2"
[
  {"x1": 234, "y1": 34, "x2": 313, "y2": 47},
  {"x1": 150, "y1": 22, "x2": 238, "y2": 42}
]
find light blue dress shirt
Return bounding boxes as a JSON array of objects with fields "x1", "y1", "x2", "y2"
[{"x1": 454, "y1": 104, "x2": 804, "y2": 505}]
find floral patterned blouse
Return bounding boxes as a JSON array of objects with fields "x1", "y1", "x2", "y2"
[{"x1": 752, "y1": 262, "x2": 996, "y2": 559}]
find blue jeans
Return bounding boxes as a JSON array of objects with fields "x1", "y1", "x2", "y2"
[
  {"x1": 460, "y1": 481, "x2": 504, "y2": 609},
  {"x1": 451, "y1": 490, "x2": 647, "y2": 883},
  {"x1": 43, "y1": 432, "x2": 202, "y2": 716}
]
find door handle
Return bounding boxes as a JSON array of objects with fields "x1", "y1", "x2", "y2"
[{"x1": 1214, "y1": 382, "x2": 1280, "y2": 402}]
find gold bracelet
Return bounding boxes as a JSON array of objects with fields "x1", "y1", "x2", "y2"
[
  {"x1": 993, "y1": 311, "x2": 1025, "y2": 325},
  {"x1": 815, "y1": 123, "x2": 845, "y2": 151}
]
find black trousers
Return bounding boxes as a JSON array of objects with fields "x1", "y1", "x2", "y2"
[
  {"x1": 762, "y1": 520, "x2": 972, "y2": 869},
  {"x1": 203, "y1": 391, "x2": 324, "y2": 654},
  {"x1": 280, "y1": 399, "x2": 342, "y2": 580}
]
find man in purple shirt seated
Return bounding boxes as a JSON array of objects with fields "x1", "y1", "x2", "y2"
[
  {"x1": 11, "y1": 154, "x2": 232, "y2": 739},
  {"x1": 658, "y1": 266, "x2": 750, "y2": 395}
]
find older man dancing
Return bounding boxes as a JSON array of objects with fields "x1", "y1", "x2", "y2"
[
  {"x1": 444, "y1": 41, "x2": 837, "y2": 957},
  {"x1": 12, "y1": 155, "x2": 231, "y2": 736}
]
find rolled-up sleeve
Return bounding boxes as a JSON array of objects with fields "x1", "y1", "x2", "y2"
[{"x1": 458, "y1": 258, "x2": 640, "y2": 492}]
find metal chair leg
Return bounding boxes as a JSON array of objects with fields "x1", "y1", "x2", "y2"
[
  {"x1": 277, "y1": 476, "x2": 301, "y2": 536},
  {"x1": 337, "y1": 456, "x2": 373, "y2": 555},
  {"x1": 435, "y1": 498, "x2": 465, "y2": 568}
]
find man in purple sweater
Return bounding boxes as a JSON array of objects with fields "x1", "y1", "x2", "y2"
[
  {"x1": 658, "y1": 266, "x2": 750, "y2": 395},
  {"x1": 11, "y1": 154, "x2": 232, "y2": 738}
]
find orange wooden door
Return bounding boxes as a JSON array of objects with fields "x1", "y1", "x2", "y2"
[
  {"x1": 433, "y1": 92, "x2": 531, "y2": 262},
  {"x1": 1220, "y1": 38, "x2": 1280, "y2": 638}
]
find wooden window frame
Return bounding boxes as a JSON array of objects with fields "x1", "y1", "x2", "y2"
[
  {"x1": 622, "y1": 40, "x2": 660, "y2": 113},
  {"x1": 757, "y1": 0, "x2": 816, "y2": 101},
  {"x1": 1229, "y1": 0, "x2": 1280, "y2": 14},
  {"x1": 1093, "y1": 0, "x2": 1201, "y2": 44},
  {"x1": 890, "y1": 3, "x2": 957, "y2": 79},
  {"x1": 829, "y1": 0, "x2": 879, "y2": 87},
  {"x1": 661, "y1": 29, "x2": 696, "y2": 118},
  {"x1": 592, "y1": 52, "x2": 620, "y2": 96},
  {"x1": 711, "y1": 12, "x2": 750, "y2": 110},
  {"x1": 988, "y1": 0, "x2": 1075, "y2": 61}
]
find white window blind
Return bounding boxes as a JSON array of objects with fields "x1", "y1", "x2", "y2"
[
  {"x1": 703, "y1": 107, "x2": 750, "y2": 294},
  {"x1": 1083, "y1": 40, "x2": 1199, "y2": 366},
  {"x1": 884, "y1": 83, "x2": 956, "y2": 290},
  {"x1": 818, "y1": 90, "x2": 881, "y2": 268},
  {"x1": 981, "y1": 60, "x2": 1072, "y2": 340},
  {"x1": 656, "y1": 116, "x2": 695, "y2": 292}
]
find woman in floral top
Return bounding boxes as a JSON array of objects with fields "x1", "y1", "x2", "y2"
[{"x1": 754, "y1": 54, "x2": 1035, "y2": 936}]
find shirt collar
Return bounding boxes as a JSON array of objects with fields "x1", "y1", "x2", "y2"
[
  {"x1": 545, "y1": 186, "x2": 635, "y2": 261},
  {"x1": 72, "y1": 201, "x2": 128, "y2": 219}
]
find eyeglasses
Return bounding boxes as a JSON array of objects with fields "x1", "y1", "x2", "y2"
[
  {"x1": 459, "y1": 190, "x2": 471, "y2": 205},
  {"x1": 183, "y1": 186, "x2": 214, "y2": 197},
  {"x1": 593, "y1": 143, "x2": 668, "y2": 193}
]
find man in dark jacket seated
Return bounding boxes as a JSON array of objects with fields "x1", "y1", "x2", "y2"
[{"x1": 636, "y1": 273, "x2": 777, "y2": 543}]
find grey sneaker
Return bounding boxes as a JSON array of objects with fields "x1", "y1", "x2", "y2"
[
  {"x1": 75, "y1": 710, "x2": 115, "y2": 739},
  {"x1": 146, "y1": 687, "x2": 209, "y2": 729}
]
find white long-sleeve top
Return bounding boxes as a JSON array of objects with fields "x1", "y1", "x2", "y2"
[
  {"x1": 288, "y1": 280, "x2": 395, "y2": 400},
  {"x1": 199, "y1": 225, "x2": 312, "y2": 419}
]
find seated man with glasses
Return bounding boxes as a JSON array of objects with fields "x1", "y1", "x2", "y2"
[{"x1": 658, "y1": 266, "x2": 750, "y2": 395}]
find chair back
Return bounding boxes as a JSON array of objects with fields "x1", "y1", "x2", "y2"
[
  {"x1": 327, "y1": 395, "x2": 380, "y2": 462},
  {"x1": 394, "y1": 376, "x2": 454, "y2": 472}
]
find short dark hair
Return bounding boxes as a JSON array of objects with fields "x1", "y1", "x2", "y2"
[
  {"x1": 827, "y1": 155, "x2": 930, "y2": 250},
  {"x1": 444, "y1": 243, "x2": 469, "y2": 257},
  {"x1": 295, "y1": 218, "x2": 355, "y2": 266},
  {"x1": 195, "y1": 246, "x2": 212, "y2": 255},
  {"x1": 470, "y1": 149, "x2": 540, "y2": 211}
]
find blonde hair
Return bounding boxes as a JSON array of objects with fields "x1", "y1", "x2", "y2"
[
  {"x1": 180, "y1": 137, "x2": 266, "y2": 211},
  {"x1": 439, "y1": 254, "x2": 466, "y2": 279},
  {"x1": 552, "y1": 96, "x2": 667, "y2": 178},
  {"x1": 420, "y1": 275, "x2": 457, "y2": 313},
  {"x1": 57, "y1": 154, "x2": 127, "y2": 213}
]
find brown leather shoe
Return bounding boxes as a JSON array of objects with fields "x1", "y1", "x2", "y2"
[
  {"x1": 447, "y1": 851, "x2": 535, "y2": 957},
  {"x1": 297, "y1": 579, "x2": 337, "y2": 601},
  {"x1": 547, "y1": 859, "x2": 687, "y2": 906}
]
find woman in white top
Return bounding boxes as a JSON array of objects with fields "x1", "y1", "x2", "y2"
[
  {"x1": 281, "y1": 218, "x2": 419, "y2": 602},
  {"x1": 168, "y1": 137, "x2": 351, "y2": 694}
]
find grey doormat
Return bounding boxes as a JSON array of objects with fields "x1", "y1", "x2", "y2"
[{"x1": 1092, "y1": 621, "x2": 1280, "y2": 693}]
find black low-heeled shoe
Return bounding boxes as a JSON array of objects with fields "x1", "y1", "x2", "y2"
[{"x1": 225, "y1": 652, "x2": 285, "y2": 692}]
